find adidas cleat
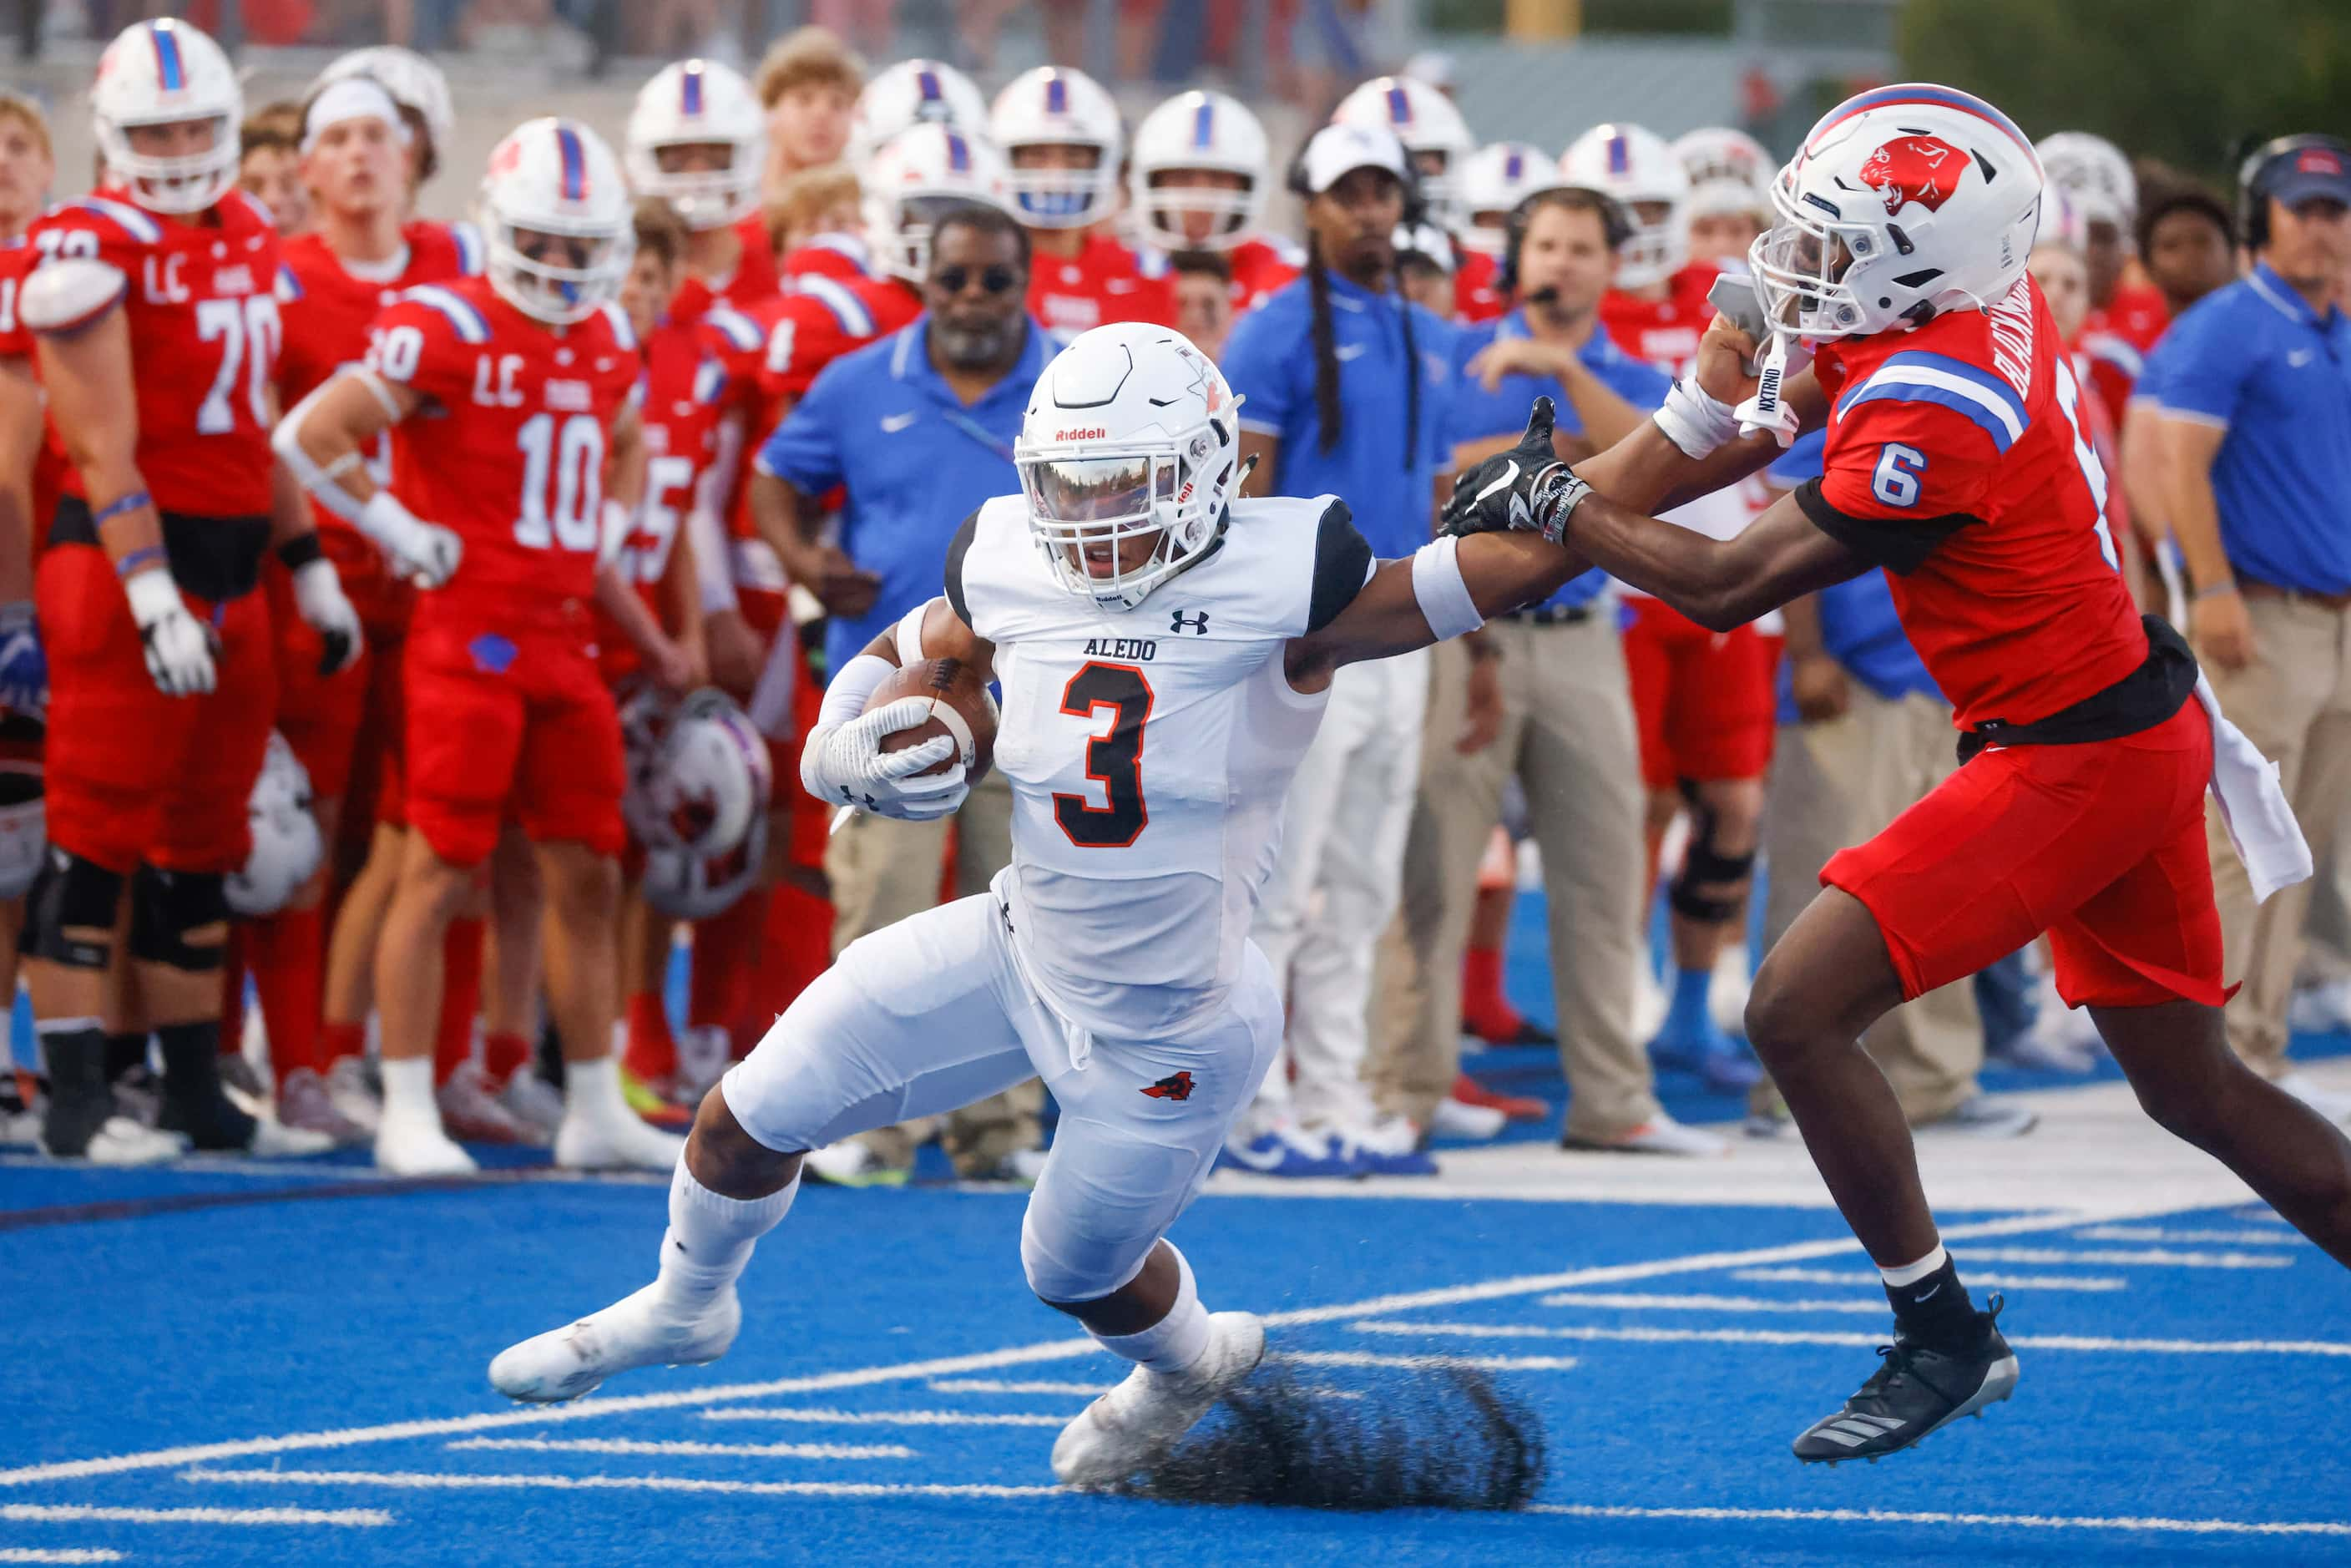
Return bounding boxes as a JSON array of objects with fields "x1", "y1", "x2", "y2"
[
  {"x1": 1793, "y1": 1300, "x2": 2017, "y2": 1464},
  {"x1": 1053, "y1": 1311, "x2": 1266, "y2": 1490}
]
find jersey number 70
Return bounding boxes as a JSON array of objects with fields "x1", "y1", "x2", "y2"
[{"x1": 1053, "y1": 661, "x2": 1153, "y2": 848}]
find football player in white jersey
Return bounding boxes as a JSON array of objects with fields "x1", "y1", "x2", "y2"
[{"x1": 488, "y1": 321, "x2": 1581, "y2": 1486}]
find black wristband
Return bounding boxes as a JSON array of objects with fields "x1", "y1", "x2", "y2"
[{"x1": 276, "y1": 532, "x2": 326, "y2": 571}]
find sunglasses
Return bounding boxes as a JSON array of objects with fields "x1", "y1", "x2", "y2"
[{"x1": 933, "y1": 264, "x2": 1022, "y2": 296}]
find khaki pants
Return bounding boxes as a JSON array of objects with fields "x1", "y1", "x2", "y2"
[
  {"x1": 2197, "y1": 592, "x2": 2351, "y2": 1076},
  {"x1": 1757, "y1": 685, "x2": 1982, "y2": 1124},
  {"x1": 1367, "y1": 617, "x2": 1661, "y2": 1141},
  {"x1": 824, "y1": 770, "x2": 1040, "y2": 1171}
]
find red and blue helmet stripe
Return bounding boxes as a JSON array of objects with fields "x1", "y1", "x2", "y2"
[
  {"x1": 1191, "y1": 99, "x2": 1216, "y2": 149},
  {"x1": 1809, "y1": 83, "x2": 2036, "y2": 164},
  {"x1": 681, "y1": 62, "x2": 705, "y2": 119},
  {"x1": 148, "y1": 20, "x2": 187, "y2": 91},
  {"x1": 1605, "y1": 132, "x2": 1631, "y2": 175},
  {"x1": 1504, "y1": 148, "x2": 1524, "y2": 182},
  {"x1": 555, "y1": 123, "x2": 589, "y2": 201},
  {"x1": 915, "y1": 67, "x2": 943, "y2": 104},
  {"x1": 943, "y1": 130, "x2": 971, "y2": 173},
  {"x1": 1385, "y1": 83, "x2": 1413, "y2": 125},
  {"x1": 1044, "y1": 73, "x2": 1068, "y2": 116}
]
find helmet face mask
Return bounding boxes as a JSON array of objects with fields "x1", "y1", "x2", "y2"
[
  {"x1": 992, "y1": 68, "x2": 1123, "y2": 231},
  {"x1": 93, "y1": 20, "x2": 242, "y2": 215},
  {"x1": 1130, "y1": 91, "x2": 1269, "y2": 252}
]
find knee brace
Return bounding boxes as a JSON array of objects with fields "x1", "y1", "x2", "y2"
[
  {"x1": 128, "y1": 866, "x2": 229, "y2": 973},
  {"x1": 1670, "y1": 787, "x2": 1755, "y2": 925},
  {"x1": 23, "y1": 850, "x2": 124, "y2": 970}
]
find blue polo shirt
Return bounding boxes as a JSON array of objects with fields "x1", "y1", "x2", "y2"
[
  {"x1": 1444, "y1": 310, "x2": 1670, "y2": 612},
  {"x1": 1767, "y1": 430, "x2": 1941, "y2": 722},
  {"x1": 758, "y1": 316, "x2": 1051, "y2": 675},
  {"x1": 1220, "y1": 269, "x2": 1458, "y2": 560},
  {"x1": 2146, "y1": 262, "x2": 2351, "y2": 596}
]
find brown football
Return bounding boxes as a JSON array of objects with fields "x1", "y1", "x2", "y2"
[{"x1": 865, "y1": 656, "x2": 997, "y2": 782}]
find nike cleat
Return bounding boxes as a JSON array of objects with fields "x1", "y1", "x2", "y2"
[
  {"x1": 1053, "y1": 1312, "x2": 1266, "y2": 1490},
  {"x1": 1793, "y1": 1300, "x2": 2018, "y2": 1464},
  {"x1": 490, "y1": 1282, "x2": 740, "y2": 1404}
]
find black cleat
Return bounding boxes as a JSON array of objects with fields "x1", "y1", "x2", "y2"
[{"x1": 1792, "y1": 1298, "x2": 2017, "y2": 1464}]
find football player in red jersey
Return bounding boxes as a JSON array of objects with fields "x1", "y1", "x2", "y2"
[
  {"x1": 0, "y1": 92, "x2": 53, "y2": 1042},
  {"x1": 2039, "y1": 131, "x2": 2168, "y2": 428},
  {"x1": 23, "y1": 20, "x2": 359, "y2": 1165},
  {"x1": 1450, "y1": 83, "x2": 2351, "y2": 1464},
  {"x1": 1675, "y1": 127, "x2": 1774, "y2": 271},
  {"x1": 993, "y1": 67, "x2": 1173, "y2": 340},
  {"x1": 1128, "y1": 90, "x2": 1300, "y2": 314},
  {"x1": 631, "y1": 59, "x2": 780, "y2": 326},
  {"x1": 278, "y1": 118, "x2": 685, "y2": 1178},
  {"x1": 767, "y1": 164, "x2": 871, "y2": 290}
]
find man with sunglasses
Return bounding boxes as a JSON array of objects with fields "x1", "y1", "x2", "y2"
[{"x1": 748, "y1": 201, "x2": 1053, "y2": 1186}]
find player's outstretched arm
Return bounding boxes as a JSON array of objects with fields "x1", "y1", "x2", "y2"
[
  {"x1": 1286, "y1": 530, "x2": 1580, "y2": 690},
  {"x1": 1575, "y1": 316, "x2": 1828, "y2": 515}
]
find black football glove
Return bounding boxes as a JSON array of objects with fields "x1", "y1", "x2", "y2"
[{"x1": 1439, "y1": 396, "x2": 1593, "y2": 546}]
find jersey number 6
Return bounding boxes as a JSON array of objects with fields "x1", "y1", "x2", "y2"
[{"x1": 1054, "y1": 661, "x2": 1153, "y2": 848}]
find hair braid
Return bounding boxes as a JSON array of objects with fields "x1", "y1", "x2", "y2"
[
  {"x1": 1393, "y1": 254, "x2": 1421, "y2": 473},
  {"x1": 1307, "y1": 232, "x2": 1343, "y2": 456}
]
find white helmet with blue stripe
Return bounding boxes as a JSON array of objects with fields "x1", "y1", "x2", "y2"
[
  {"x1": 1332, "y1": 76, "x2": 1474, "y2": 231},
  {"x1": 848, "y1": 58, "x2": 990, "y2": 172},
  {"x1": 479, "y1": 118, "x2": 635, "y2": 326},
  {"x1": 1129, "y1": 90, "x2": 1269, "y2": 252},
  {"x1": 92, "y1": 19, "x2": 242, "y2": 215},
  {"x1": 862, "y1": 122, "x2": 1015, "y2": 286},
  {"x1": 990, "y1": 66, "x2": 1124, "y2": 231},
  {"x1": 1561, "y1": 123, "x2": 1689, "y2": 289},
  {"x1": 1460, "y1": 141, "x2": 1566, "y2": 258},
  {"x1": 627, "y1": 58, "x2": 766, "y2": 231}
]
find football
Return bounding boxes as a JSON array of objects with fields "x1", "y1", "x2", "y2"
[{"x1": 864, "y1": 656, "x2": 998, "y2": 783}]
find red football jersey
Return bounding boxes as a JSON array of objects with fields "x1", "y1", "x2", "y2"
[
  {"x1": 277, "y1": 220, "x2": 483, "y2": 625},
  {"x1": 1599, "y1": 261, "x2": 1722, "y2": 372},
  {"x1": 780, "y1": 234, "x2": 872, "y2": 291},
  {"x1": 367, "y1": 279, "x2": 640, "y2": 629},
  {"x1": 1226, "y1": 236, "x2": 1302, "y2": 312},
  {"x1": 599, "y1": 316, "x2": 728, "y2": 678},
  {"x1": 28, "y1": 190, "x2": 286, "y2": 517},
  {"x1": 1810, "y1": 275, "x2": 2146, "y2": 730},
  {"x1": 2080, "y1": 281, "x2": 2168, "y2": 430},
  {"x1": 669, "y1": 213, "x2": 782, "y2": 324},
  {"x1": 756, "y1": 274, "x2": 922, "y2": 403},
  {"x1": 1029, "y1": 233, "x2": 1176, "y2": 339},
  {"x1": 0, "y1": 238, "x2": 65, "y2": 540},
  {"x1": 1454, "y1": 245, "x2": 1505, "y2": 323}
]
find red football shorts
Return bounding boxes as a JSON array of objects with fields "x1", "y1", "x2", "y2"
[
  {"x1": 38, "y1": 543, "x2": 274, "y2": 873},
  {"x1": 1620, "y1": 596, "x2": 1780, "y2": 789},
  {"x1": 264, "y1": 555, "x2": 371, "y2": 801},
  {"x1": 1823, "y1": 701, "x2": 2224, "y2": 1010},
  {"x1": 402, "y1": 609, "x2": 625, "y2": 868}
]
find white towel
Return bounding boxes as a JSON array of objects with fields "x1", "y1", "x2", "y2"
[{"x1": 2195, "y1": 674, "x2": 2312, "y2": 903}]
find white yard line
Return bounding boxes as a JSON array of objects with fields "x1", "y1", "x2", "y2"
[
  {"x1": 1967, "y1": 1247, "x2": 2291, "y2": 1268},
  {"x1": 1274, "y1": 1351, "x2": 1579, "y2": 1373},
  {"x1": 2071, "y1": 1226, "x2": 2303, "y2": 1247},
  {"x1": 702, "y1": 1409, "x2": 1067, "y2": 1428},
  {"x1": 1526, "y1": 1502, "x2": 2351, "y2": 1538},
  {"x1": 0, "y1": 1550, "x2": 124, "y2": 1564},
  {"x1": 180, "y1": 1469, "x2": 1057, "y2": 1501},
  {"x1": 444, "y1": 1438, "x2": 913, "y2": 1460},
  {"x1": 1731, "y1": 1267, "x2": 2126, "y2": 1292},
  {"x1": 1351, "y1": 1321, "x2": 2351, "y2": 1356},
  {"x1": 0, "y1": 1504, "x2": 389, "y2": 1527},
  {"x1": 1540, "y1": 1292, "x2": 1888, "y2": 1315},
  {"x1": 926, "y1": 1381, "x2": 1106, "y2": 1397}
]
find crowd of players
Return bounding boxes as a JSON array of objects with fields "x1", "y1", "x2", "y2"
[{"x1": 0, "y1": 17, "x2": 2342, "y2": 1183}]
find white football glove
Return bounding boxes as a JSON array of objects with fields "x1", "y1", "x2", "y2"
[
  {"x1": 801, "y1": 695, "x2": 968, "y2": 822},
  {"x1": 123, "y1": 568, "x2": 218, "y2": 698},
  {"x1": 290, "y1": 556, "x2": 362, "y2": 675},
  {"x1": 360, "y1": 490, "x2": 463, "y2": 589}
]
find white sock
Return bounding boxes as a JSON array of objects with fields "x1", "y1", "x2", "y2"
[
  {"x1": 380, "y1": 1057, "x2": 437, "y2": 1124},
  {"x1": 1089, "y1": 1244, "x2": 1212, "y2": 1376},
  {"x1": 561, "y1": 1055, "x2": 631, "y2": 1127},
  {"x1": 1880, "y1": 1243, "x2": 1949, "y2": 1288},
  {"x1": 654, "y1": 1160, "x2": 797, "y2": 1316}
]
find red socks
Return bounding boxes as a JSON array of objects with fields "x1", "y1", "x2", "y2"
[
  {"x1": 1460, "y1": 945, "x2": 1527, "y2": 1043},
  {"x1": 483, "y1": 1029, "x2": 532, "y2": 1090},
  {"x1": 434, "y1": 916, "x2": 485, "y2": 1087},
  {"x1": 622, "y1": 991, "x2": 675, "y2": 1083},
  {"x1": 688, "y1": 897, "x2": 760, "y2": 1039},
  {"x1": 250, "y1": 906, "x2": 326, "y2": 1082},
  {"x1": 320, "y1": 1019, "x2": 365, "y2": 1070}
]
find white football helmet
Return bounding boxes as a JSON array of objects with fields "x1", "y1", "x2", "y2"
[
  {"x1": 91, "y1": 19, "x2": 241, "y2": 215},
  {"x1": 226, "y1": 733, "x2": 323, "y2": 918},
  {"x1": 478, "y1": 118, "x2": 635, "y2": 326},
  {"x1": 644, "y1": 815, "x2": 766, "y2": 921},
  {"x1": 862, "y1": 122, "x2": 1016, "y2": 285},
  {"x1": 1560, "y1": 124, "x2": 1689, "y2": 289},
  {"x1": 848, "y1": 58, "x2": 990, "y2": 170},
  {"x1": 627, "y1": 59, "x2": 766, "y2": 231},
  {"x1": 1459, "y1": 142, "x2": 1566, "y2": 258},
  {"x1": 0, "y1": 716, "x2": 42, "y2": 902},
  {"x1": 1675, "y1": 127, "x2": 1774, "y2": 220},
  {"x1": 1014, "y1": 323, "x2": 1246, "y2": 613},
  {"x1": 1752, "y1": 83, "x2": 2044, "y2": 343},
  {"x1": 1332, "y1": 76, "x2": 1474, "y2": 230},
  {"x1": 2035, "y1": 130, "x2": 2136, "y2": 231},
  {"x1": 316, "y1": 45, "x2": 454, "y2": 172},
  {"x1": 621, "y1": 688, "x2": 773, "y2": 858},
  {"x1": 1128, "y1": 91, "x2": 1269, "y2": 253},
  {"x1": 990, "y1": 67, "x2": 1124, "y2": 231}
]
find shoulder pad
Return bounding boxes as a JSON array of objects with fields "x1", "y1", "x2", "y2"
[
  {"x1": 20, "y1": 257, "x2": 129, "y2": 333},
  {"x1": 54, "y1": 196, "x2": 161, "y2": 245},
  {"x1": 796, "y1": 275, "x2": 877, "y2": 340},
  {"x1": 448, "y1": 221, "x2": 487, "y2": 277},
  {"x1": 397, "y1": 284, "x2": 493, "y2": 345},
  {"x1": 703, "y1": 303, "x2": 764, "y2": 354},
  {"x1": 600, "y1": 301, "x2": 638, "y2": 352}
]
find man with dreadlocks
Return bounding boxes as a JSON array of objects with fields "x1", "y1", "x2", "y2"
[{"x1": 1214, "y1": 123, "x2": 1479, "y2": 1179}]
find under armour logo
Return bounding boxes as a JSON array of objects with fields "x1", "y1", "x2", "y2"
[{"x1": 1170, "y1": 609, "x2": 1210, "y2": 635}]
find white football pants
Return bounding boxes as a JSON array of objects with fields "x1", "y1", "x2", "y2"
[
  {"x1": 720, "y1": 881, "x2": 1284, "y2": 1303},
  {"x1": 1246, "y1": 648, "x2": 1429, "y2": 1136}
]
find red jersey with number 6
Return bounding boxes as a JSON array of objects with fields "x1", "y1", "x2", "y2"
[
  {"x1": 1807, "y1": 274, "x2": 2146, "y2": 730},
  {"x1": 365, "y1": 277, "x2": 640, "y2": 629},
  {"x1": 27, "y1": 189, "x2": 286, "y2": 517}
]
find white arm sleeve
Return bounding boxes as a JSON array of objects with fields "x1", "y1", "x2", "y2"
[
  {"x1": 270, "y1": 381, "x2": 372, "y2": 525},
  {"x1": 815, "y1": 652, "x2": 897, "y2": 734},
  {"x1": 693, "y1": 417, "x2": 744, "y2": 615}
]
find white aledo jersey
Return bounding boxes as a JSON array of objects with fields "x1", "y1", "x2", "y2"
[{"x1": 950, "y1": 490, "x2": 1373, "y2": 1039}]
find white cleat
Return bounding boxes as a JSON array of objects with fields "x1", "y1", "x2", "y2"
[
  {"x1": 55, "y1": 1115, "x2": 190, "y2": 1167},
  {"x1": 326, "y1": 1056, "x2": 384, "y2": 1136},
  {"x1": 488, "y1": 1282, "x2": 740, "y2": 1403},
  {"x1": 499, "y1": 1070, "x2": 568, "y2": 1144},
  {"x1": 554, "y1": 1110, "x2": 685, "y2": 1173},
  {"x1": 239, "y1": 1115, "x2": 336, "y2": 1158},
  {"x1": 376, "y1": 1109, "x2": 478, "y2": 1176},
  {"x1": 1052, "y1": 1311, "x2": 1267, "y2": 1490}
]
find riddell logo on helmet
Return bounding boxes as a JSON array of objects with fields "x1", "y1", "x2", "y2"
[
  {"x1": 1858, "y1": 134, "x2": 1961, "y2": 216},
  {"x1": 1055, "y1": 427, "x2": 1107, "y2": 440}
]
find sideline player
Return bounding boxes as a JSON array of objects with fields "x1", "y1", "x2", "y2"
[
  {"x1": 276, "y1": 118, "x2": 686, "y2": 1178},
  {"x1": 627, "y1": 58, "x2": 776, "y2": 321},
  {"x1": 992, "y1": 67, "x2": 1173, "y2": 340},
  {"x1": 488, "y1": 321, "x2": 1589, "y2": 1483},
  {"x1": 23, "y1": 20, "x2": 355, "y2": 1162},
  {"x1": 1447, "y1": 83, "x2": 2351, "y2": 1463},
  {"x1": 1127, "y1": 90, "x2": 1299, "y2": 312}
]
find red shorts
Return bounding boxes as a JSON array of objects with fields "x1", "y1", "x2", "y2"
[
  {"x1": 264, "y1": 556, "x2": 372, "y2": 802},
  {"x1": 38, "y1": 544, "x2": 275, "y2": 873},
  {"x1": 403, "y1": 609, "x2": 625, "y2": 867},
  {"x1": 1823, "y1": 701, "x2": 2224, "y2": 1009},
  {"x1": 1620, "y1": 596, "x2": 1780, "y2": 789}
]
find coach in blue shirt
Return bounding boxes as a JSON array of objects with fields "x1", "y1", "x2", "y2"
[
  {"x1": 751, "y1": 200, "x2": 1047, "y2": 1178},
  {"x1": 2151, "y1": 134, "x2": 2351, "y2": 1099},
  {"x1": 1369, "y1": 183, "x2": 1708, "y2": 1155}
]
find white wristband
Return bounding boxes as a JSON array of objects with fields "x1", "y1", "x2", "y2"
[
  {"x1": 893, "y1": 599, "x2": 937, "y2": 665},
  {"x1": 1653, "y1": 377, "x2": 1742, "y2": 461},
  {"x1": 815, "y1": 652, "x2": 897, "y2": 735},
  {"x1": 1410, "y1": 535, "x2": 1484, "y2": 641}
]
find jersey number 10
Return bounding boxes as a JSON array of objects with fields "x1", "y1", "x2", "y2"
[{"x1": 513, "y1": 412, "x2": 606, "y2": 553}]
